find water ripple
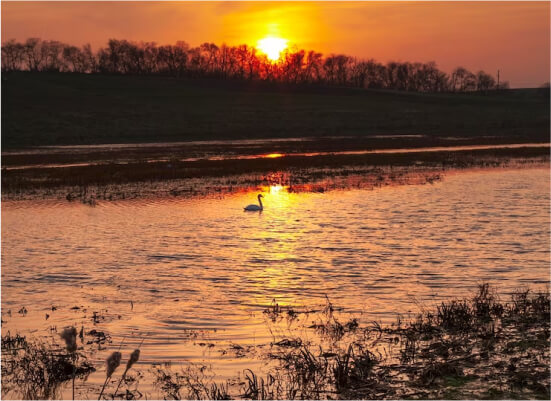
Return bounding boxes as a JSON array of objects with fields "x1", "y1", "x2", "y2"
[{"x1": 1, "y1": 167, "x2": 549, "y2": 373}]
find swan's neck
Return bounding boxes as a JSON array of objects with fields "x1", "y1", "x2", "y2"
[{"x1": 258, "y1": 196, "x2": 263, "y2": 209}]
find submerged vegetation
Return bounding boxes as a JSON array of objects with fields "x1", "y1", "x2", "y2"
[
  {"x1": 2, "y1": 145, "x2": 548, "y2": 202},
  {"x1": 2, "y1": 285, "x2": 549, "y2": 400}
]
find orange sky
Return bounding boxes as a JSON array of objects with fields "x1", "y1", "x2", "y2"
[{"x1": 2, "y1": 1, "x2": 549, "y2": 87}]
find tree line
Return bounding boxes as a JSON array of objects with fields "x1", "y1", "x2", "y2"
[{"x1": 1, "y1": 38, "x2": 509, "y2": 92}]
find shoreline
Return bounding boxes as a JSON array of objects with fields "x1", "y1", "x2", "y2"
[
  {"x1": 2, "y1": 284, "x2": 549, "y2": 400},
  {"x1": 2, "y1": 142, "x2": 549, "y2": 171},
  {"x1": 2, "y1": 136, "x2": 549, "y2": 167},
  {"x1": 2, "y1": 163, "x2": 549, "y2": 205},
  {"x1": 2, "y1": 145, "x2": 549, "y2": 202}
]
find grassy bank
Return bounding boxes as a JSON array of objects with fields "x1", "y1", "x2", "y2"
[
  {"x1": 2, "y1": 146, "x2": 548, "y2": 202},
  {"x1": 2, "y1": 72, "x2": 549, "y2": 148},
  {"x1": 2, "y1": 285, "x2": 549, "y2": 399}
]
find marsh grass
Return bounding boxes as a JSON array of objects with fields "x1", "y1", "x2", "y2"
[
  {"x1": 2, "y1": 285, "x2": 549, "y2": 399},
  {"x1": 153, "y1": 284, "x2": 550, "y2": 400},
  {"x1": 2, "y1": 147, "x2": 548, "y2": 202},
  {"x1": 1, "y1": 333, "x2": 95, "y2": 400},
  {"x1": 153, "y1": 364, "x2": 231, "y2": 400}
]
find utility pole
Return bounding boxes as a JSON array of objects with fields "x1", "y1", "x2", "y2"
[{"x1": 497, "y1": 69, "x2": 500, "y2": 90}]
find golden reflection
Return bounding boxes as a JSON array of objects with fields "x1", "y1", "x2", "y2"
[
  {"x1": 244, "y1": 185, "x2": 306, "y2": 306},
  {"x1": 264, "y1": 153, "x2": 284, "y2": 159}
]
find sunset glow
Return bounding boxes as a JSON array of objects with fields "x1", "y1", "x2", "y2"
[
  {"x1": 1, "y1": 2, "x2": 549, "y2": 86},
  {"x1": 257, "y1": 36, "x2": 288, "y2": 61},
  {"x1": 1, "y1": 1, "x2": 550, "y2": 398},
  {"x1": 269, "y1": 184, "x2": 284, "y2": 193}
]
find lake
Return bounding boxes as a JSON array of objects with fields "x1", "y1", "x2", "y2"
[{"x1": 1, "y1": 166, "x2": 549, "y2": 398}]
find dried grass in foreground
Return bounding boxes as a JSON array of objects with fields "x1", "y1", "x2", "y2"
[
  {"x1": 152, "y1": 284, "x2": 549, "y2": 400},
  {"x1": 2, "y1": 284, "x2": 549, "y2": 400}
]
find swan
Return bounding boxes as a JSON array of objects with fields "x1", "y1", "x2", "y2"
[{"x1": 244, "y1": 194, "x2": 264, "y2": 211}]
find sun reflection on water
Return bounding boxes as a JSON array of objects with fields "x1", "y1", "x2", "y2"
[
  {"x1": 264, "y1": 153, "x2": 284, "y2": 159},
  {"x1": 244, "y1": 183, "x2": 308, "y2": 307}
]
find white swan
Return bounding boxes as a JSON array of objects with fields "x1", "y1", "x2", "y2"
[{"x1": 244, "y1": 194, "x2": 264, "y2": 211}]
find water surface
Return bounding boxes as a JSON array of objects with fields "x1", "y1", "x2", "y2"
[{"x1": 2, "y1": 167, "x2": 549, "y2": 396}]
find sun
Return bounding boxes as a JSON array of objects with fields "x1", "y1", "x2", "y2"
[{"x1": 257, "y1": 36, "x2": 288, "y2": 62}]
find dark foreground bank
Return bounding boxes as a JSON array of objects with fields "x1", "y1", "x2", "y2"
[
  {"x1": 1, "y1": 72, "x2": 549, "y2": 148},
  {"x1": 2, "y1": 284, "x2": 549, "y2": 400}
]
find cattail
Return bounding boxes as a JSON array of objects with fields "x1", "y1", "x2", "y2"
[
  {"x1": 114, "y1": 349, "x2": 141, "y2": 398},
  {"x1": 61, "y1": 327, "x2": 78, "y2": 400},
  {"x1": 98, "y1": 351, "x2": 122, "y2": 400},
  {"x1": 106, "y1": 351, "x2": 122, "y2": 378},
  {"x1": 60, "y1": 327, "x2": 77, "y2": 353},
  {"x1": 126, "y1": 349, "x2": 140, "y2": 370}
]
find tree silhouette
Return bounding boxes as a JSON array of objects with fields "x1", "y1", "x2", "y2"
[{"x1": 2, "y1": 37, "x2": 512, "y2": 93}]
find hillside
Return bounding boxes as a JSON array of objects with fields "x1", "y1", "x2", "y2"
[{"x1": 1, "y1": 72, "x2": 549, "y2": 148}]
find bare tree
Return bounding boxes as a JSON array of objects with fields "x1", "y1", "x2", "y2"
[
  {"x1": 22, "y1": 38, "x2": 44, "y2": 71},
  {"x1": 1, "y1": 39, "x2": 25, "y2": 71},
  {"x1": 2, "y1": 37, "x2": 501, "y2": 93},
  {"x1": 476, "y1": 71, "x2": 496, "y2": 92}
]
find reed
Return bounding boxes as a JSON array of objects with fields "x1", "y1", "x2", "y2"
[
  {"x1": 98, "y1": 351, "x2": 122, "y2": 400},
  {"x1": 113, "y1": 339, "x2": 144, "y2": 398},
  {"x1": 2, "y1": 284, "x2": 549, "y2": 399},
  {"x1": 60, "y1": 327, "x2": 78, "y2": 399}
]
